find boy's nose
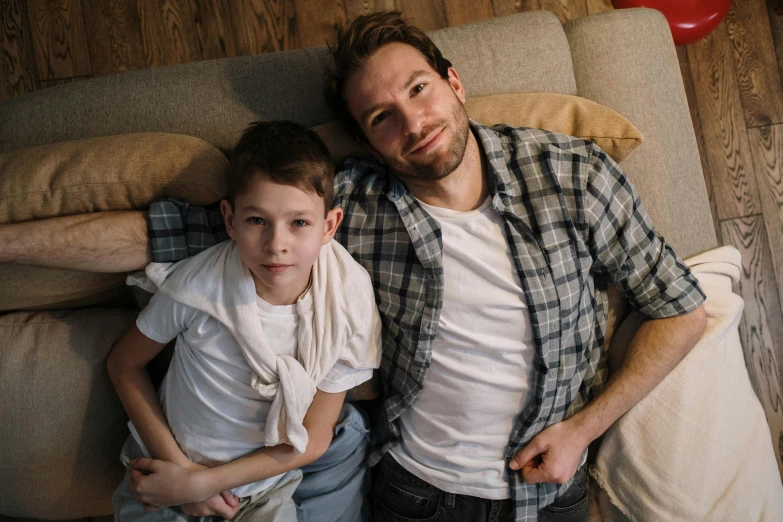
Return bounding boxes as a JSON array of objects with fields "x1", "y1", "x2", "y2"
[{"x1": 264, "y1": 228, "x2": 288, "y2": 253}]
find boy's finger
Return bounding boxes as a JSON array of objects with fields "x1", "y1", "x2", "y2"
[{"x1": 220, "y1": 490, "x2": 239, "y2": 506}]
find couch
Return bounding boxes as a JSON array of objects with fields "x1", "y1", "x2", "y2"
[{"x1": 0, "y1": 7, "x2": 741, "y2": 521}]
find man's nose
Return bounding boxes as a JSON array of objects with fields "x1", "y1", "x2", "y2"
[{"x1": 399, "y1": 104, "x2": 424, "y2": 137}]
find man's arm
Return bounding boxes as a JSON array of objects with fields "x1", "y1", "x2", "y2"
[
  {"x1": 0, "y1": 211, "x2": 150, "y2": 272},
  {"x1": 128, "y1": 388, "x2": 346, "y2": 507},
  {"x1": 511, "y1": 146, "x2": 708, "y2": 483},
  {"x1": 510, "y1": 305, "x2": 706, "y2": 482}
]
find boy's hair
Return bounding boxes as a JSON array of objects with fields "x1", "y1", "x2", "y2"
[
  {"x1": 228, "y1": 121, "x2": 335, "y2": 212},
  {"x1": 324, "y1": 10, "x2": 452, "y2": 142}
]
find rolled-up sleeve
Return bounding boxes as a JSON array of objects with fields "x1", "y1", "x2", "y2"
[
  {"x1": 584, "y1": 148, "x2": 705, "y2": 319},
  {"x1": 148, "y1": 198, "x2": 228, "y2": 262}
]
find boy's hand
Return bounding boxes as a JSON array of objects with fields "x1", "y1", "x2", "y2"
[
  {"x1": 182, "y1": 491, "x2": 240, "y2": 518},
  {"x1": 129, "y1": 457, "x2": 211, "y2": 506}
]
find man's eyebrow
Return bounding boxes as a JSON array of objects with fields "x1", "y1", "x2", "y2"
[{"x1": 360, "y1": 69, "x2": 432, "y2": 123}]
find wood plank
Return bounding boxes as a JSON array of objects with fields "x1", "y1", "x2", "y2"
[
  {"x1": 540, "y1": 0, "x2": 588, "y2": 23},
  {"x1": 721, "y1": 216, "x2": 783, "y2": 480},
  {"x1": 443, "y1": 0, "x2": 494, "y2": 26},
  {"x1": 492, "y1": 0, "x2": 545, "y2": 17},
  {"x1": 137, "y1": 0, "x2": 199, "y2": 68},
  {"x1": 189, "y1": 0, "x2": 240, "y2": 60},
  {"x1": 39, "y1": 74, "x2": 91, "y2": 88},
  {"x1": 344, "y1": 0, "x2": 395, "y2": 21},
  {"x1": 0, "y1": 0, "x2": 38, "y2": 99},
  {"x1": 396, "y1": 0, "x2": 448, "y2": 31},
  {"x1": 585, "y1": 0, "x2": 612, "y2": 15},
  {"x1": 293, "y1": 0, "x2": 347, "y2": 49},
  {"x1": 768, "y1": 0, "x2": 783, "y2": 86},
  {"x1": 231, "y1": 0, "x2": 299, "y2": 55},
  {"x1": 26, "y1": 0, "x2": 92, "y2": 80},
  {"x1": 677, "y1": 46, "x2": 723, "y2": 244},
  {"x1": 725, "y1": 0, "x2": 783, "y2": 127},
  {"x1": 81, "y1": 0, "x2": 145, "y2": 76},
  {"x1": 748, "y1": 125, "x2": 783, "y2": 327},
  {"x1": 687, "y1": 21, "x2": 761, "y2": 220}
]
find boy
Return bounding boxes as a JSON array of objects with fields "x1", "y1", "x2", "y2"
[{"x1": 107, "y1": 121, "x2": 382, "y2": 521}]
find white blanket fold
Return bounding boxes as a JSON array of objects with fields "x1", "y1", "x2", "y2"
[{"x1": 128, "y1": 239, "x2": 378, "y2": 454}]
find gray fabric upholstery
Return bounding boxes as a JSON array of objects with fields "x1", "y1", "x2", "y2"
[
  {"x1": 565, "y1": 8, "x2": 718, "y2": 259},
  {"x1": 0, "y1": 12, "x2": 575, "y2": 155}
]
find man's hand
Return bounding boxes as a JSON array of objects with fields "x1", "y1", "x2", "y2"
[
  {"x1": 508, "y1": 418, "x2": 588, "y2": 484},
  {"x1": 181, "y1": 491, "x2": 240, "y2": 519},
  {"x1": 129, "y1": 458, "x2": 211, "y2": 507}
]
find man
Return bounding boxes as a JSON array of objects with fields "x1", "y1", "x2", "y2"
[{"x1": 0, "y1": 11, "x2": 706, "y2": 522}]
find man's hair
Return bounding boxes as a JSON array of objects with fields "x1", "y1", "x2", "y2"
[
  {"x1": 228, "y1": 121, "x2": 335, "y2": 213},
  {"x1": 324, "y1": 10, "x2": 452, "y2": 142}
]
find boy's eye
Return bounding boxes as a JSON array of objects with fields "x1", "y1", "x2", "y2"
[
  {"x1": 371, "y1": 111, "x2": 388, "y2": 127},
  {"x1": 248, "y1": 217, "x2": 265, "y2": 225},
  {"x1": 293, "y1": 220, "x2": 309, "y2": 227}
]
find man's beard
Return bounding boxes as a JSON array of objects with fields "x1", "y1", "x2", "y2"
[{"x1": 382, "y1": 100, "x2": 470, "y2": 182}]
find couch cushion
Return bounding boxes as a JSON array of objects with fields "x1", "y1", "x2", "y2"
[
  {"x1": 0, "y1": 133, "x2": 227, "y2": 223},
  {"x1": 0, "y1": 133, "x2": 228, "y2": 312},
  {"x1": 592, "y1": 246, "x2": 783, "y2": 520},
  {"x1": 0, "y1": 309, "x2": 138, "y2": 518},
  {"x1": 314, "y1": 93, "x2": 643, "y2": 166}
]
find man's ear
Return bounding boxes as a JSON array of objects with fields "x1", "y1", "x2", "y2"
[
  {"x1": 322, "y1": 206, "x2": 344, "y2": 244},
  {"x1": 220, "y1": 199, "x2": 238, "y2": 241},
  {"x1": 447, "y1": 66, "x2": 466, "y2": 104}
]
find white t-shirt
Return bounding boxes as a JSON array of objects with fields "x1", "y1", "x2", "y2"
[
  {"x1": 131, "y1": 288, "x2": 376, "y2": 498},
  {"x1": 390, "y1": 196, "x2": 536, "y2": 499}
]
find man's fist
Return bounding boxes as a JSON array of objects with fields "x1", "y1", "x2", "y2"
[{"x1": 508, "y1": 419, "x2": 588, "y2": 485}]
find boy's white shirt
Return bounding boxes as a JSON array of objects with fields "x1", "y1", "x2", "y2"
[{"x1": 127, "y1": 239, "x2": 382, "y2": 455}]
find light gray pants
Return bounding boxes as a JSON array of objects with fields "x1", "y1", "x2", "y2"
[{"x1": 112, "y1": 435, "x2": 301, "y2": 522}]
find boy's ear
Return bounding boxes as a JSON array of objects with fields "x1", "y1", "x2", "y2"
[
  {"x1": 322, "y1": 206, "x2": 344, "y2": 245},
  {"x1": 220, "y1": 199, "x2": 237, "y2": 241}
]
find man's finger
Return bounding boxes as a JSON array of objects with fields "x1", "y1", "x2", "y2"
[
  {"x1": 521, "y1": 462, "x2": 547, "y2": 485},
  {"x1": 509, "y1": 440, "x2": 542, "y2": 470}
]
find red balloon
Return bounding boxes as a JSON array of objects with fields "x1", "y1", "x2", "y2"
[{"x1": 612, "y1": 0, "x2": 733, "y2": 46}]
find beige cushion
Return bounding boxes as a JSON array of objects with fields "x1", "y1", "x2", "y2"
[
  {"x1": 0, "y1": 309, "x2": 138, "y2": 518},
  {"x1": 0, "y1": 133, "x2": 227, "y2": 223},
  {"x1": 313, "y1": 93, "x2": 644, "y2": 166},
  {"x1": 592, "y1": 246, "x2": 783, "y2": 521},
  {"x1": 0, "y1": 133, "x2": 228, "y2": 312}
]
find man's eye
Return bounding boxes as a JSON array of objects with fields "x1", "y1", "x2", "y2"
[
  {"x1": 412, "y1": 83, "x2": 425, "y2": 95},
  {"x1": 249, "y1": 217, "x2": 265, "y2": 225},
  {"x1": 293, "y1": 220, "x2": 309, "y2": 227},
  {"x1": 371, "y1": 111, "x2": 388, "y2": 126}
]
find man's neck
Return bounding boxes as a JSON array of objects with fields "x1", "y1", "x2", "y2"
[{"x1": 405, "y1": 129, "x2": 488, "y2": 211}]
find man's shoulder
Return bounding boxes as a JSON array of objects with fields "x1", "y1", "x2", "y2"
[
  {"x1": 483, "y1": 122, "x2": 595, "y2": 161},
  {"x1": 334, "y1": 156, "x2": 389, "y2": 199}
]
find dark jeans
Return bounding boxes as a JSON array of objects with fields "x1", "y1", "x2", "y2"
[{"x1": 372, "y1": 454, "x2": 588, "y2": 522}]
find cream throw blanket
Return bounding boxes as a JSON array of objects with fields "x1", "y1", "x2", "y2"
[
  {"x1": 591, "y1": 245, "x2": 783, "y2": 521},
  {"x1": 127, "y1": 239, "x2": 380, "y2": 454}
]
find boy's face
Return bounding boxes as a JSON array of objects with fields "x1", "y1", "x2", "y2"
[
  {"x1": 343, "y1": 42, "x2": 470, "y2": 183},
  {"x1": 221, "y1": 178, "x2": 343, "y2": 306}
]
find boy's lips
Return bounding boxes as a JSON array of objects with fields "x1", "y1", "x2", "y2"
[{"x1": 262, "y1": 264, "x2": 292, "y2": 274}]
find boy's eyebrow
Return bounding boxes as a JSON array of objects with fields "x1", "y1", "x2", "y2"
[
  {"x1": 360, "y1": 69, "x2": 430, "y2": 123},
  {"x1": 242, "y1": 205, "x2": 317, "y2": 216}
]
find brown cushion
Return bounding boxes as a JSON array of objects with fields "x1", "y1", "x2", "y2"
[
  {"x1": 0, "y1": 133, "x2": 228, "y2": 311},
  {"x1": 0, "y1": 309, "x2": 137, "y2": 518},
  {"x1": 0, "y1": 132, "x2": 228, "y2": 223},
  {"x1": 313, "y1": 93, "x2": 644, "y2": 165}
]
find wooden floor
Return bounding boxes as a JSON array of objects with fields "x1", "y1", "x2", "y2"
[{"x1": 2, "y1": 0, "x2": 783, "y2": 473}]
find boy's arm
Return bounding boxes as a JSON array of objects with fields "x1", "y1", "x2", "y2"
[
  {"x1": 106, "y1": 324, "x2": 193, "y2": 469},
  {"x1": 128, "y1": 388, "x2": 346, "y2": 506}
]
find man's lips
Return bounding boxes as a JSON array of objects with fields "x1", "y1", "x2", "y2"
[
  {"x1": 409, "y1": 126, "x2": 444, "y2": 155},
  {"x1": 262, "y1": 264, "x2": 291, "y2": 274}
]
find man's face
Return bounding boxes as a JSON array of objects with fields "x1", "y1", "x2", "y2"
[{"x1": 344, "y1": 42, "x2": 470, "y2": 182}]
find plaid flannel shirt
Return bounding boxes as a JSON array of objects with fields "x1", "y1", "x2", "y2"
[{"x1": 149, "y1": 121, "x2": 705, "y2": 520}]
